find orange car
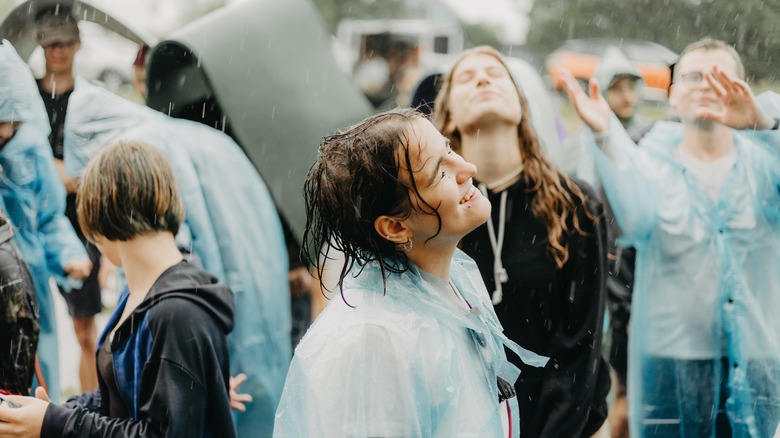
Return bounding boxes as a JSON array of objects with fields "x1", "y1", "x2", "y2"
[{"x1": 546, "y1": 38, "x2": 678, "y2": 100}]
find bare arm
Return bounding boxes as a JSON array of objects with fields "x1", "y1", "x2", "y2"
[{"x1": 53, "y1": 159, "x2": 79, "y2": 194}]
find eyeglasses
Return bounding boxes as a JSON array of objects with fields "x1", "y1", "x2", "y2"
[{"x1": 676, "y1": 71, "x2": 705, "y2": 86}]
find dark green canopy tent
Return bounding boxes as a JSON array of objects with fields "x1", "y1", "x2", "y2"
[
  {"x1": 0, "y1": 0, "x2": 153, "y2": 60},
  {"x1": 146, "y1": 0, "x2": 373, "y2": 242}
]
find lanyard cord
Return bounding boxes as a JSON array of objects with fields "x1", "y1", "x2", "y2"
[{"x1": 479, "y1": 183, "x2": 509, "y2": 305}]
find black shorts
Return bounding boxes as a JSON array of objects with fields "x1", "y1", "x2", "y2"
[{"x1": 59, "y1": 241, "x2": 102, "y2": 318}]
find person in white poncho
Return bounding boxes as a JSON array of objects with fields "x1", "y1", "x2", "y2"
[
  {"x1": 562, "y1": 38, "x2": 780, "y2": 438},
  {"x1": 274, "y1": 108, "x2": 547, "y2": 437}
]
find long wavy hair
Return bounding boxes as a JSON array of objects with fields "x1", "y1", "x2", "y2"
[
  {"x1": 302, "y1": 108, "x2": 443, "y2": 294},
  {"x1": 433, "y1": 46, "x2": 591, "y2": 268}
]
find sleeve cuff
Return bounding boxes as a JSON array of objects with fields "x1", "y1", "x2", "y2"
[{"x1": 41, "y1": 403, "x2": 73, "y2": 438}]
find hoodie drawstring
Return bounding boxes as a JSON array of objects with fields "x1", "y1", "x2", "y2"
[{"x1": 479, "y1": 184, "x2": 509, "y2": 305}]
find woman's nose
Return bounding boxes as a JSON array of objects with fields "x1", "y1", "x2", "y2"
[
  {"x1": 456, "y1": 159, "x2": 477, "y2": 184},
  {"x1": 475, "y1": 70, "x2": 491, "y2": 86}
]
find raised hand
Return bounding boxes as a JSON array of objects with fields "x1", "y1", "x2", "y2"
[
  {"x1": 699, "y1": 65, "x2": 775, "y2": 130},
  {"x1": 559, "y1": 69, "x2": 612, "y2": 134},
  {"x1": 229, "y1": 373, "x2": 253, "y2": 413}
]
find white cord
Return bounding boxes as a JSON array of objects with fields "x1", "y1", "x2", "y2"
[
  {"x1": 479, "y1": 183, "x2": 509, "y2": 305},
  {"x1": 484, "y1": 166, "x2": 523, "y2": 191}
]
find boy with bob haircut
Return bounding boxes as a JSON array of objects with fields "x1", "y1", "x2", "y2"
[{"x1": 0, "y1": 141, "x2": 237, "y2": 438}]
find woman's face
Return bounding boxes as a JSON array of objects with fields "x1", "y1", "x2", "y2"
[
  {"x1": 445, "y1": 53, "x2": 522, "y2": 134},
  {"x1": 400, "y1": 117, "x2": 490, "y2": 245}
]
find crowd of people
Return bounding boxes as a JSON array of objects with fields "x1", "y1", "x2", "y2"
[{"x1": 0, "y1": 4, "x2": 778, "y2": 438}]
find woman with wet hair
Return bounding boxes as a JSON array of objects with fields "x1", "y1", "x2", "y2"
[
  {"x1": 434, "y1": 46, "x2": 611, "y2": 437},
  {"x1": 274, "y1": 108, "x2": 546, "y2": 437}
]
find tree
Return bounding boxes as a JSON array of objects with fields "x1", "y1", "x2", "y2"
[
  {"x1": 462, "y1": 23, "x2": 503, "y2": 49},
  {"x1": 526, "y1": 0, "x2": 780, "y2": 80},
  {"x1": 180, "y1": 0, "x2": 227, "y2": 26}
]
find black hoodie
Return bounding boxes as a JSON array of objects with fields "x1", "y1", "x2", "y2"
[
  {"x1": 41, "y1": 261, "x2": 235, "y2": 438},
  {"x1": 460, "y1": 177, "x2": 611, "y2": 438}
]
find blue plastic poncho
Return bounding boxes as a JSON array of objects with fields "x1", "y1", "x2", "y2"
[
  {"x1": 584, "y1": 99, "x2": 780, "y2": 437},
  {"x1": 0, "y1": 41, "x2": 88, "y2": 403},
  {"x1": 275, "y1": 250, "x2": 548, "y2": 437},
  {"x1": 64, "y1": 80, "x2": 291, "y2": 436}
]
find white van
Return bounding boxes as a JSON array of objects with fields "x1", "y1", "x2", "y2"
[{"x1": 335, "y1": 19, "x2": 463, "y2": 108}]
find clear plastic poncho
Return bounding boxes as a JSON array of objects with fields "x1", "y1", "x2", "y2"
[
  {"x1": 575, "y1": 46, "x2": 650, "y2": 184},
  {"x1": 583, "y1": 99, "x2": 780, "y2": 437},
  {"x1": 274, "y1": 250, "x2": 548, "y2": 437},
  {"x1": 0, "y1": 41, "x2": 88, "y2": 403},
  {"x1": 64, "y1": 80, "x2": 291, "y2": 436}
]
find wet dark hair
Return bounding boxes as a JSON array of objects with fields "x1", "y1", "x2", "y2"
[{"x1": 302, "y1": 108, "x2": 442, "y2": 294}]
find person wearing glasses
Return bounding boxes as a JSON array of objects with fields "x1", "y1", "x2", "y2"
[
  {"x1": 562, "y1": 38, "x2": 780, "y2": 438},
  {"x1": 35, "y1": 8, "x2": 105, "y2": 397}
]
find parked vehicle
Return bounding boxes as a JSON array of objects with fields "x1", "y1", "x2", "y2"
[
  {"x1": 546, "y1": 38, "x2": 677, "y2": 100},
  {"x1": 336, "y1": 19, "x2": 464, "y2": 108}
]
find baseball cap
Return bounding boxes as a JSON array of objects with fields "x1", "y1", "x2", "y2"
[{"x1": 36, "y1": 12, "x2": 80, "y2": 47}]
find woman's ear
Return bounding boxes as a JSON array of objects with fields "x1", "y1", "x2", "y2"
[{"x1": 374, "y1": 215, "x2": 413, "y2": 244}]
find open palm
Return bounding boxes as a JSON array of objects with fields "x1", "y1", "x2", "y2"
[
  {"x1": 698, "y1": 65, "x2": 773, "y2": 130},
  {"x1": 559, "y1": 69, "x2": 612, "y2": 134}
]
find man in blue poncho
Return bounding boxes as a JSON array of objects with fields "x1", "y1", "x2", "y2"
[
  {"x1": 0, "y1": 40, "x2": 91, "y2": 403},
  {"x1": 562, "y1": 38, "x2": 780, "y2": 438},
  {"x1": 62, "y1": 76, "x2": 291, "y2": 436}
]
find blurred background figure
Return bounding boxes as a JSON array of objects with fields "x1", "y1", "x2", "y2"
[
  {"x1": 594, "y1": 46, "x2": 653, "y2": 142},
  {"x1": 132, "y1": 43, "x2": 149, "y2": 99},
  {"x1": 353, "y1": 35, "x2": 420, "y2": 109},
  {"x1": 0, "y1": 40, "x2": 90, "y2": 404},
  {"x1": 35, "y1": 7, "x2": 103, "y2": 395},
  {"x1": 562, "y1": 37, "x2": 780, "y2": 438},
  {"x1": 0, "y1": 212, "x2": 38, "y2": 397}
]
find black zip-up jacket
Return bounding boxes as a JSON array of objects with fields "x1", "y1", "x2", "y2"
[{"x1": 41, "y1": 261, "x2": 235, "y2": 437}]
